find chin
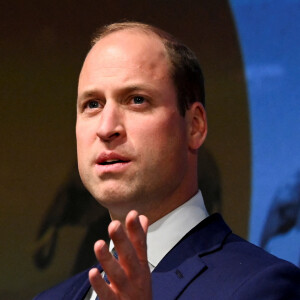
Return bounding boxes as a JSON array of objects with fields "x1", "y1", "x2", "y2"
[{"x1": 92, "y1": 185, "x2": 142, "y2": 208}]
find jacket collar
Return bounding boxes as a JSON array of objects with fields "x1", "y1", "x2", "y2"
[{"x1": 151, "y1": 214, "x2": 231, "y2": 299}]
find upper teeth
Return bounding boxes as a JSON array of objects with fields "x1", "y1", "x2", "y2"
[{"x1": 106, "y1": 159, "x2": 118, "y2": 162}]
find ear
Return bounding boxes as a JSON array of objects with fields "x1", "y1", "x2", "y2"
[{"x1": 185, "y1": 102, "x2": 207, "y2": 150}]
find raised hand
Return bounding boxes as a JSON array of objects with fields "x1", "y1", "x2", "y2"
[{"x1": 89, "y1": 210, "x2": 152, "y2": 300}]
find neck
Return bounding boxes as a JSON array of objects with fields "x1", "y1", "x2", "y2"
[{"x1": 109, "y1": 184, "x2": 198, "y2": 225}]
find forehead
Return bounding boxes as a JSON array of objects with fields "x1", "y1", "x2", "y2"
[{"x1": 79, "y1": 29, "x2": 171, "y2": 84}]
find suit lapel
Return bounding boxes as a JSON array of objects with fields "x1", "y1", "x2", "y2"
[
  {"x1": 152, "y1": 251, "x2": 207, "y2": 299},
  {"x1": 151, "y1": 214, "x2": 231, "y2": 299}
]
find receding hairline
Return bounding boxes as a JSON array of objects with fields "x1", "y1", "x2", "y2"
[
  {"x1": 91, "y1": 22, "x2": 175, "y2": 47},
  {"x1": 90, "y1": 23, "x2": 173, "y2": 70},
  {"x1": 89, "y1": 22, "x2": 206, "y2": 112},
  {"x1": 88, "y1": 24, "x2": 176, "y2": 88}
]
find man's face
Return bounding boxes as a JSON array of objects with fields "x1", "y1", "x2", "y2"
[{"x1": 76, "y1": 30, "x2": 192, "y2": 220}]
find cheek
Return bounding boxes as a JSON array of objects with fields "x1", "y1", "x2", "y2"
[
  {"x1": 132, "y1": 117, "x2": 171, "y2": 144},
  {"x1": 76, "y1": 124, "x2": 92, "y2": 161},
  {"x1": 131, "y1": 114, "x2": 187, "y2": 161},
  {"x1": 76, "y1": 121, "x2": 95, "y2": 145}
]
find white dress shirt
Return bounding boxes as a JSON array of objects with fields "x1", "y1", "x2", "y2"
[{"x1": 85, "y1": 190, "x2": 208, "y2": 300}]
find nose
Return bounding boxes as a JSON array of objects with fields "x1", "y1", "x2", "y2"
[{"x1": 96, "y1": 102, "x2": 125, "y2": 142}]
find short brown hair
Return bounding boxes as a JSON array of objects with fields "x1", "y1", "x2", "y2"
[{"x1": 91, "y1": 22, "x2": 205, "y2": 115}]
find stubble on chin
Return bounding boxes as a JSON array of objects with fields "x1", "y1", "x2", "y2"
[{"x1": 90, "y1": 180, "x2": 147, "y2": 214}]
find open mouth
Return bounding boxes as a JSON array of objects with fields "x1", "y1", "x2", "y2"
[
  {"x1": 96, "y1": 153, "x2": 131, "y2": 170},
  {"x1": 99, "y1": 159, "x2": 126, "y2": 165}
]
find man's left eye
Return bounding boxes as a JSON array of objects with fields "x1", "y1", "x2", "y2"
[
  {"x1": 132, "y1": 96, "x2": 145, "y2": 104},
  {"x1": 87, "y1": 100, "x2": 100, "y2": 109}
]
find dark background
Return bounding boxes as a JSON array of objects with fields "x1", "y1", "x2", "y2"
[{"x1": 0, "y1": 1, "x2": 250, "y2": 299}]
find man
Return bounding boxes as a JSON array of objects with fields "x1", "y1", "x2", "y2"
[{"x1": 35, "y1": 22, "x2": 300, "y2": 299}]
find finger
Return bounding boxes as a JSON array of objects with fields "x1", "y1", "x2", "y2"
[
  {"x1": 93, "y1": 239, "x2": 127, "y2": 287},
  {"x1": 139, "y1": 215, "x2": 149, "y2": 234},
  {"x1": 125, "y1": 211, "x2": 151, "y2": 296},
  {"x1": 108, "y1": 219, "x2": 142, "y2": 278},
  {"x1": 89, "y1": 268, "x2": 116, "y2": 300},
  {"x1": 126, "y1": 211, "x2": 148, "y2": 263}
]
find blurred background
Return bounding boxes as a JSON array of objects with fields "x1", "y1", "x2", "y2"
[{"x1": 0, "y1": 1, "x2": 299, "y2": 299}]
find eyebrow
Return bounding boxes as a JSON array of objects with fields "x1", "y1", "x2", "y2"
[
  {"x1": 78, "y1": 83, "x2": 159, "y2": 102},
  {"x1": 119, "y1": 84, "x2": 159, "y2": 96}
]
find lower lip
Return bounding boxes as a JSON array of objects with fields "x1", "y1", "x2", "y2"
[{"x1": 95, "y1": 161, "x2": 131, "y2": 174}]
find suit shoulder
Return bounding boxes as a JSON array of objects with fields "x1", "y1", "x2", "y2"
[
  {"x1": 223, "y1": 232, "x2": 296, "y2": 267},
  {"x1": 228, "y1": 245, "x2": 300, "y2": 299},
  {"x1": 33, "y1": 268, "x2": 90, "y2": 300},
  {"x1": 181, "y1": 217, "x2": 300, "y2": 299}
]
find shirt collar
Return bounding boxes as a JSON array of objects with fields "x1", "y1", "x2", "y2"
[
  {"x1": 109, "y1": 190, "x2": 208, "y2": 270},
  {"x1": 147, "y1": 190, "x2": 208, "y2": 270}
]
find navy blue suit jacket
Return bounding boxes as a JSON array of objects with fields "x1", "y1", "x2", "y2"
[{"x1": 34, "y1": 214, "x2": 300, "y2": 299}]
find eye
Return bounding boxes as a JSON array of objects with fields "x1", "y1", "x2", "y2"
[
  {"x1": 132, "y1": 96, "x2": 145, "y2": 105},
  {"x1": 87, "y1": 100, "x2": 100, "y2": 109}
]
